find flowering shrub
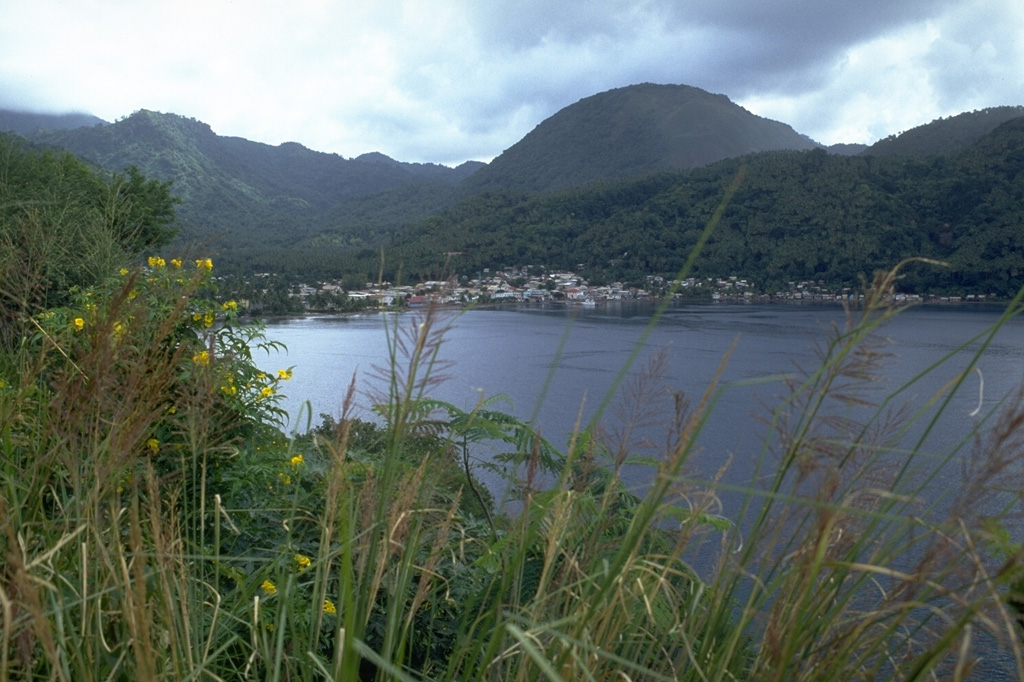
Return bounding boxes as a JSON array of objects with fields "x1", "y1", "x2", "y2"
[{"x1": 21, "y1": 254, "x2": 292, "y2": 494}]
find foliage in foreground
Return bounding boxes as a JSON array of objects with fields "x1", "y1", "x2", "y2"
[
  {"x1": 2, "y1": 255, "x2": 1024, "y2": 681},
  {"x1": 0, "y1": 133, "x2": 178, "y2": 353}
]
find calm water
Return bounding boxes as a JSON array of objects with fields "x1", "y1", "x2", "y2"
[
  {"x1": 256, "y1": 301, "x2": 1024, "y2": 507},
  {"x1": 259, "y1": 302, "x2": 1023, "y2": 458},
  {"x1": 258, "y1": 301, "x2": 1024, "y2": 678}
]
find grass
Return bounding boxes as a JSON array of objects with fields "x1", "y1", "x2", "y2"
[{"x1": 2, "y1": 246, "x2": 1024, "y2": 680}]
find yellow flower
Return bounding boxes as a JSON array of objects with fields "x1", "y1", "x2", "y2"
[
  {"x1": 323, "y1": 599, "x2": 337, "y2": 615},
  {"x1": 293, "y1": 554, "x2": 311, "y2": 571},
  {"x1": 146, "y1": 438, "x2": 159, "y2": 454},
  {"x1": 147, "y1": 256, "x2": 166, "y2": 268},
  {"x1": 203, "y1": 311, "x2": 215, "y2": 327},
  {"x1": 192, "y1": 350, "x2": 210, "y2": 366},
  {"x1": 277, "y1": 472, "x2": 291, "y2": 485},
  {"x1": 195, "y1": 258, "x2": 213, "y2": 270},
  {"x1": 221, "y1": 300, "x2": 237, "y2": 311},
  {"x1": 260, "y1": 385, "x2": 275, "y2": 399},
  {"x1": 290, "y1": 454, "x2": 303, "y2": 469},
  {"x1": 170, "y1": 258, "x2": 182, "y2": 268},
  {"x1": 260, "y1": 580, "x2": 277, "y2": 596},
  {"x1": 72, "y1": 317, "x2": 85, "y2": 332},
  {"x1": 276, "y1": 368, "x2": 293, "y2": 381},
  {"x1": 119, "y1": 267, "x2": 129, "y2": 276},
  {"x1": 127, "y1": 289, "x2": 137, "y2": 300},
  {"x1": 113, "y1": 321, "x2": 125, "y2": 338},
  {"x1": 220, "y1": 383, "x2": 237, "y2": 396}
]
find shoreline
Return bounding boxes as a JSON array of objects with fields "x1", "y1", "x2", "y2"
[{"x1": 246, "y1": 294, "x2": 1012, "y2": 322}]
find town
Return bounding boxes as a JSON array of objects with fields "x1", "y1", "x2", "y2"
[{"x1": 229, "y1": 266, "x2": 991, "y2": 315}]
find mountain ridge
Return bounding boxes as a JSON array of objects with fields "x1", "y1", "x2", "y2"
[
  {"x1": 461, "y1": 83, "x2": 820, "y2": 193},
  {"x1": 21, "y1": 109, "x2": 479, "y2": 244},
  {"x1": 0, "y1": 108, "x2": 107, "y2": 135},
  {"x1": 864, "y1": 105, "x2": 1024, "y2": 157},
  {"x1": 7, "y1": 86, "x2": 1024, "y2": 282},
  {"x1": 342, "y1": 117, "x2": 1024, "y2": 297}
]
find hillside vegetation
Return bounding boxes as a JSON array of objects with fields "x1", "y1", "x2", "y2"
[
  {"x1": 3, "y1": 140, "x2": 1024, "y2": 678},
  {"x1": 22, "y1": 110, "x2": 481, "y2": 249},
  {"x1": 7, "y1": 84, "x2": 823, "y2": 273},
  {"x1": 0, "y1": 134, "x2": 177, "y2": 344},
  {"x1": 290, "y1": 115, "x2": 1024, "y2": 296},
  {"x1": 0, "y1": 109, "x2": 106, "y2": 134},
  {"x1": 461, "y1": 83, "x2": 818, "y2": 193},
  {"x1": 8, "y1": 87, "x2": 1024, "y2": 294},
  {"x1": 865, "y1": 105, "x2": 1024, "y2": 157}
]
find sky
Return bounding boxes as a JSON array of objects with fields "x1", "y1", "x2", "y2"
[{"x1": 1, "y1": 0, "x2": 1022, "y2": 166}]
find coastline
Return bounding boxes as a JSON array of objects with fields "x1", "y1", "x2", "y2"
[{"x1": 245, "y1": 293, "x2": 1012, "y2": 324}]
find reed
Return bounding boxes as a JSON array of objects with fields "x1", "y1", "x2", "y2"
[{"x1": 2, "y1": 247, "x2": 1024, "y2": 680}]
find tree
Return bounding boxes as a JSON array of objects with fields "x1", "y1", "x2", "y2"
[
  {"x1": 105, "y1": 166, "x2": 179, "y2": 251},
  {"x1": 0, "y1": 136, "x2": 180, "y2": 347}
]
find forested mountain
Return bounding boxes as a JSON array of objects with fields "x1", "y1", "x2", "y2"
[
  {"x1": 460, "y1": 83, "x2": 820, "y2": 194},
  {"x1": 21, "y1": 110, "x2": 482, "y2": 247},
  {"x1": 864, "y1": 106, "x2": 1024, "y2": 157},
  {"x1": 319, "y1": 116, "x2": 1024, "y2": 296},
  {"x1": 0, "y1": 108, "x2": 107, "y2": 135},
  {"x1": 9, "y1": 85, "x2": 1024, "y2": 293},
  {"x1": 826, "y1": 143, "x2": 869, "y2": 156},
  {"x1": 8, "y1": 85, "x2": 821, "y2": 268}
]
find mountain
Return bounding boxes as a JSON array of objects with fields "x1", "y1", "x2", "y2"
[
  {"x1": 14, "y1": 85, "x2": 1024, "y2": 287},
  {"x1": 864, "y1": 106, "x2": 1024, "y2": 157},
  {"x1": 826, "y1": 143, "x2": 868, "y2": 156},
  {"x1": 342, "y1": 117, "x2": 1024, "y2": 297},
  {"x1": 22, "y1": 110, "x2": 480, "y2": 246},
  {"x1": 0, "y1": 108, "x2": 107, "y2": 135},
  {"x1": 460, "y1": 83, "x2": 820, "y2": 193},
  {"x1": 16, "y1": 84, "x2": 825, "y2": 261}
]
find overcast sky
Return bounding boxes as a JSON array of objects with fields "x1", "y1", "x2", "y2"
[{"x1": 1, "y1": 0, "x2": 1021, "y2": 165}]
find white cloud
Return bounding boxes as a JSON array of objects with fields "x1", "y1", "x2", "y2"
[
  {"x1": 736, "y1": 0, "x2": 1024, "y2": 145},
  {"x1": 1, "y1": 0, "x2": 1021, "y2": 162}
]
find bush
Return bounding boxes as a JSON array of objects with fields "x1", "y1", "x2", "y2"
[
  {"x1": 0, "y1": 136, "x2": 177, "y2": 351},
  {"x1": 2, "y1": 253, "x2": 1024, "y2": 680}
]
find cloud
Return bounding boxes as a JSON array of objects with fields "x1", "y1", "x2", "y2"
[
  {"x1": 0, "y1": 0, "x2": 1021, "y2": 163},
  {"x1": 734, "y1": 0, "x2": 1024, "y2": 145},
  {"x1": 924, "y1": 0, "x2": 1024, "y2": 110}
]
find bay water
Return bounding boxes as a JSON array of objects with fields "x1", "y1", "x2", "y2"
[
  {"x1": 258, "y1": 301, "x2": 1024, "y2": 501},
  {"x1": 258, "y1": 300, "x2": 1024, "y2": 678}
]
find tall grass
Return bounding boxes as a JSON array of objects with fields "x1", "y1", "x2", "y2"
[{"x1": 2, "y1": 251, "x2": 1024, "y2": 681}]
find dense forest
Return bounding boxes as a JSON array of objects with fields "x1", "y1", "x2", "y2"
[
  {"x1": 19, "y1": 109, "x2": 482, "y2": 251},
  {"x1": 252, "y1": 116, "x2": 1024, "y2": 296},
  {"x1": 459, "y1": 83, "x2": 818, "y2": 193},
  {"x1": 5, "y1": 87, "x2": 1024, "y2": 296}
]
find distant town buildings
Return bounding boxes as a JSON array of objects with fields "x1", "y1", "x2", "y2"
[{"x1": 265, "y1": 266, "x2": 984, "y2": 312}]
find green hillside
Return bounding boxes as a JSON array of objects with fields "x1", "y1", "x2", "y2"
[
  {"x1": 24, "y1": 110, "x2": 480, "y2": 248},
  {"x1": 10, "y1": 86, "x2": 1024, "y2": 293},
  {"x1": 337, "y1": 116, "x2": 1024, "y2": 296},
  {"x1": 461, "y1": 83, "x2": 820, "y2": 193},
  {"x1": 864, "y1": 106, "x2": 1024, "y2": 157}
]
